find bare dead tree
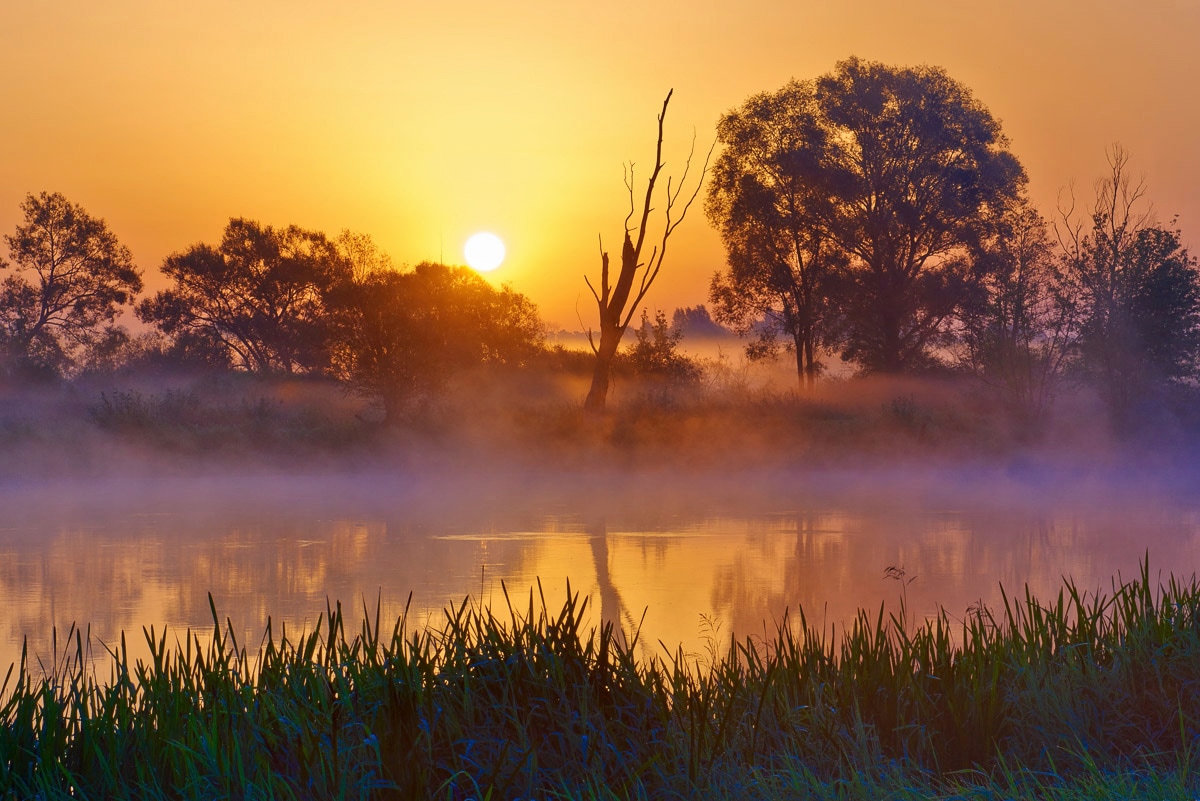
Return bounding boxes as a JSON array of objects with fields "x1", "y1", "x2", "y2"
[{"x1": 583, "y1": 89, "x2": 712, "y2": 410}]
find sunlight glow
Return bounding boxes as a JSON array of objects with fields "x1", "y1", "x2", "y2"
[{"x1": 464, "y1": 232, "x2": 506, "y2": 272}]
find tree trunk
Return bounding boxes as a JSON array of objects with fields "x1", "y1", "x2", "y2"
[
  {"x1": 381, "y1": 386, "x2": 408, "y2": 427},
  {"x1": 793, "y1": 343, "x2": 805, "y2": 391},
  {"x1": 793, "y1": 327, "x2": 819, "y2": 391},
  {"x1": 881, "y1": 305, "x2": 903, "y2": 372},
  {"x1": 804, "y1": 336, "x2": 817, "y2": 388},
  {"x1": 585, "y1": 323, "x2": 622, "y2": 410}
]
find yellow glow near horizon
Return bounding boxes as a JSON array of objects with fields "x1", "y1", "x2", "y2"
[
  {"x1": 0, "y1": 2, "x2": 1197, "y2": 329},
  {"x1": 464, "y1": 232, "x2": 506, "y2": 272}
]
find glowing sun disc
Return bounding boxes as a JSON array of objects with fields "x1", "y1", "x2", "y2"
[{"x1": 464, "y1": 232, "x2": 506, "y2": 272}]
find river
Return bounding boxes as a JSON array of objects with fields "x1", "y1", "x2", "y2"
[{"x1": 2, "y1": 465, "x2": 1198, "y2": 673}]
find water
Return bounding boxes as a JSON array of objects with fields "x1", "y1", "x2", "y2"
[{"x1": 3, "y1": 467, "x2": 1199, "y2": 673}]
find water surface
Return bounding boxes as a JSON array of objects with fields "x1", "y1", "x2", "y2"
[{"x1": 3, "y1": 467, "x2": 1199, "y2": 673}]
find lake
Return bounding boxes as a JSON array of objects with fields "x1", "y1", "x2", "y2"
[{"x1": 3, "y1": 465, "x2": 1199, "y2": 673}]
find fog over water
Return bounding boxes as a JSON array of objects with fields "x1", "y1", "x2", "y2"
[{"x1": 3, "y1": 463, "x2": 1199, "y2": 673}]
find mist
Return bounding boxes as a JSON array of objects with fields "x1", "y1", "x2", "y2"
[{"x1": 3, "y1": 349, "x2": 1200, "y2": 673}]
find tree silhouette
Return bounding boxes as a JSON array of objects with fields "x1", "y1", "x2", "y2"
[
  {"x1": 670, "y1": 305, "x2": 729, "y2": 338},
  {"x1": 957, "y1": 198, "x2": 1075, "y2": 430},
  {"x1": 706, "y1": 60, "x2": 1024, "y2": 376},
  {"x1": 329, "y1": 261, "x2": 543, "y2": 425},
  {"x1": 1056, "y1": 146, "x2": 1200, "y2": 427},
  {"x1": 139, "y1": 219, "x2": 350, "y2": 374},
  {"x1": 0, "y1": 192, "x2": 142, "y2": 378},
  {"x1": 706, "y1": 80, "x2": 843, "y2": 388},
  {"x1": 624, "y1": 308, "x2": 701, "y2": 384},
  {"x1": 583, "y1": 90, "x2": 710, "y2": 410},
  {"x1": 819, "y1": 58, "x2": 1026, "y2": 372}
]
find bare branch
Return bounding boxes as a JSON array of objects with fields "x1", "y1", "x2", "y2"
[
  {"x1": 623, "y1": 164, "x2": 637, "y2": 234},
  {"x1": 624, "y1": 132, "x2": 716, "y2": 323},
  {"x1": 583, "y1": 274, "x2": 601, "y2": 306},
  {"x1": 599, "y1": 236, "x2": 610, "y2": 306}
]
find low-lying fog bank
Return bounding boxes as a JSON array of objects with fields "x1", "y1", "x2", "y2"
[
  {"x1": 1, "y1": 366, "x2": 1198, "y2": 486},
  {"x1": 3, "y1": 448, "x2": 1199, "y2": 532}
]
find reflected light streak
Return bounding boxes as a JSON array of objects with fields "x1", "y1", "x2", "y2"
[{"x1": 2, "y1": 484, "x2": 1200, "y2": 673}]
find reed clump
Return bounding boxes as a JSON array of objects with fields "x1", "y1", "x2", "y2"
[{"x1": 2, "y1": 561, "x2": 1198, "y2": 800}]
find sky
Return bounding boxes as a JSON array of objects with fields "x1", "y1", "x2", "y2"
[{"x1": 2, "y1": 0, "x2": 1199, "y2": 330}]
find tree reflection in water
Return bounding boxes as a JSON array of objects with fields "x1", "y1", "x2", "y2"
[{"x1": 2, "y1": 475, "x2": 1199, "y2": 673}]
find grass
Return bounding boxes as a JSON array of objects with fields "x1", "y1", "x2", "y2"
[
  {"x1": 3, "y1": 364, "x2": 1184, "y2": 480},
  {"x1": 1, "y1": 559, "x2": 1199, "y2": 799},
  {"x1": 86, "y1": 384, "x2": 373, "y2": 455}
]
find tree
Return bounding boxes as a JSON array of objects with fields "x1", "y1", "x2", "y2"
[
  {"x1": 623, "y1": 308, "x2": 702, "y2": 384},
  {"x1": 957, "y1": 198, "x2": 1075, "y2": 429},
  {"x1": 819, "y1": 58, "x2": 1026, "y2": 371},
  {"x1": 583, "y1": 89, "x2": 711, "y2": 410},
  {"x1": 0, "y1": 192, "x2": 143, "y2": 378},
  {"x1": 138, "y1": 219, "x2": 350, "y2": 374},
  {"x1": 1056, "y1": 146, "x2": 1200, "y2": 426},
  {"x1": 670, "y1": 305, "x2": 729, "y2": 337},
  {"x1": 706, "y1": 80, "x2": 843, "y2": 388},
  {"x1": 330, "y1": 261, "x2": 544, "y2": 424},
  {"x1": 706, "y1": 60, "x2": 1025, "y2": 376}
]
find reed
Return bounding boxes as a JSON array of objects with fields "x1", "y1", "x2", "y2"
[{"x1": 2, "y1": 560, "x2": 1198, "y2": 799}]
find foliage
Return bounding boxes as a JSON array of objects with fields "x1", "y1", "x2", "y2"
[
  {"x1": 708, "y1": 59, "x2": 1027, "y2": 378},
  {"x1": 671, "y1": 305, "x2": 730, "y2": 338},
  {"x1": 329, "y1": 261, "x2": 544, "y2": 424},
  {"x1": 707, "y1": 80, "x2": 843, "y2": 387},
  {"x1": 2, "y1": 563, "x2": 1199, "y2": 799},
  {"x1": 138, "y1": 219, "x2": 352, "y2": 374},
  {"x1": 818, "y1": 58, "x2": 1026, "y2": 371},
  {"x1": 1056, "y1": 147, "x2": 1200, "y2": 428},
  {"x1": 623, "y1": 308, "x2": 702, "y2": 383},
  {"x1": 0, "y1": 192, "x2": 143, "y2": 379},
  {"x1": 957, "y1": 199, "x2": 1075, "y2": 430},
  {"x1": 85, "y1": 381, "x2": 367, "y2": 454}
]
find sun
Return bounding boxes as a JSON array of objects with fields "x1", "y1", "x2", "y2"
[{"x1": 464, "y1": 232, "x2": 506, "y2": 272}]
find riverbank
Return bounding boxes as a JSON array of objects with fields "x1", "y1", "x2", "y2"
[
  {"x1": 3, "y1": 367, "x2": 1200, "y2": 482},
  {"x1": 2, "y1": 563, "x2": 1198, "y2": 799}
]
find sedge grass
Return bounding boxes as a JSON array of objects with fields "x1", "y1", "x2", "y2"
[{"x1": 2, "y1": 559, "x2": 1199, "y2": 800}]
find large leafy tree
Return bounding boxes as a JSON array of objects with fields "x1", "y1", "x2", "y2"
[
  {"x1": 706, "y1": 80, "x2": 842, "y2": 388},
  {"x1": 0, "y1": 192, "x2": 143, "y2": 378},
  {"x1": 330, "y1": 261, "x2": 543, "y2": 424},
  {"x1": 139, "y1": 219, "x2": 350, "y2": 374},
  {"x1": 818, "y1": 58, "x2": 1026, "y2": 371},
  {"x1": 1056, "y1": 147, "x2": 1200, "y2": 426},
  {"x1": 709, "y1": 59, "x2": 1026, "y2": 378}
]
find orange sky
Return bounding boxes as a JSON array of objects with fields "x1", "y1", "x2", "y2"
[{"x1": 2, "y1": 0, "x2": 1198, "y2": 329}]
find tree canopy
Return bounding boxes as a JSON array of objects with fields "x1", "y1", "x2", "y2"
[
  {"x1": 706, "y1": 80, "x2": 842, "y2": 386},
  {"x1": 0, "y1": 192, "x2": 143, "y2": 378},
  {"x1": 820, "y1": 58, "x2": 1026, "y2": 371},
  {"x1": 1057, "y1": 148, "x2": 1200, "y2": 425},
  {"x1": 957, "y1": 197, "x2": 1074, "y2": 429},
  {"x1": 329, "y1": 261, "x2": 544, "y2": 424},
  {"x1": 138, "y1": 219, "x2": 351, "y2": 374},
  {"x1": 708, "y1": 58, "x2": 1027, "y2": 381}
]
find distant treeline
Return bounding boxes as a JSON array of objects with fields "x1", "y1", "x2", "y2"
[
  {"x1": 0, "y1": 200, "x2": 544, "y2": 424},
  {"x1": 0, "y1": 194, "x2": 725, "y2": 426},
  {"x1": 2, "y1": 57, "x2": 1198, "y2": 437}
]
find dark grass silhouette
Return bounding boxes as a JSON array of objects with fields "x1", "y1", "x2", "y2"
[{"x1": 2, "y1": 560, "x2": 1198, "y2": 799}]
